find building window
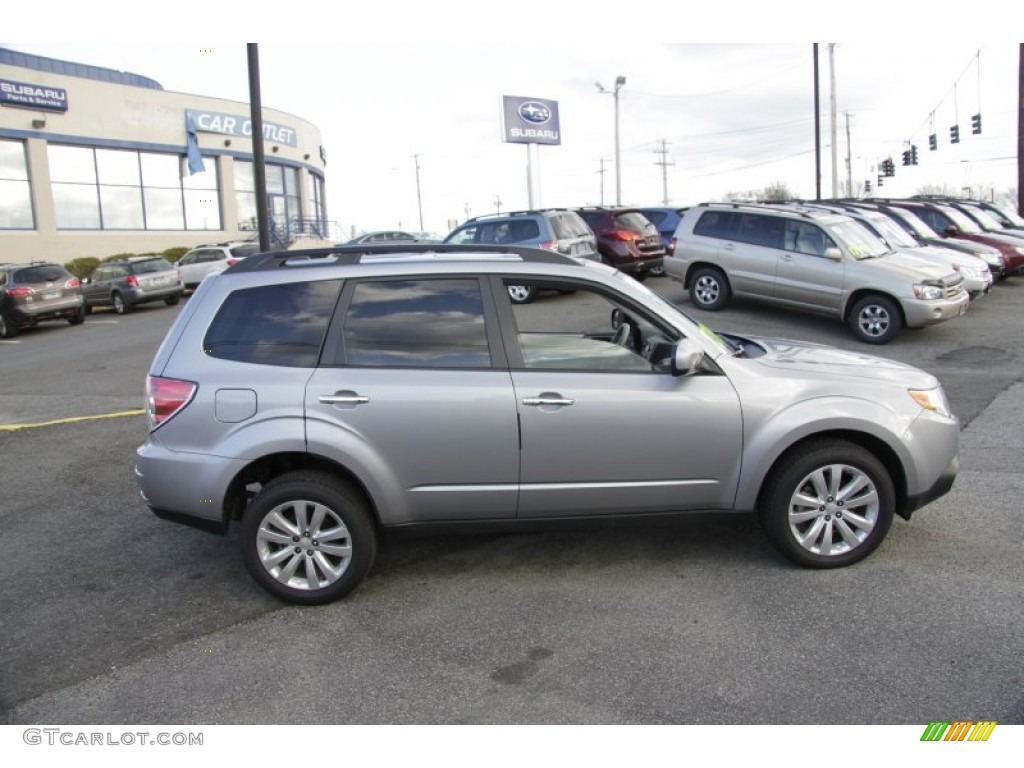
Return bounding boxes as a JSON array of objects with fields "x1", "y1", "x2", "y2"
[
  {"x1": 0, "y1": 139, "x2": 35, "y2": 230},
  {"x1": 308, "y1": 173, "x2": 327, "y2": 234},
  {"x1": 234, "y1": 160, "x2": 257, "y2": 231},
  {"x1": 48, "y1": 145, "x2": 219, "y2": 231},
  {"x1": 236, "y1": 160, "x2": 302, "y2": 234}
]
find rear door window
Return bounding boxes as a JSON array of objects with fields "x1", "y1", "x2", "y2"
[
  {"x1": 335, "y1": 278, "x2": 492, "y2": 368},
  {"x1": 204, "y1": 279, "x2": 342, "y2": 367},
  {"x1": 735, "y1": 214, "x2": 785, "y2": 249}
]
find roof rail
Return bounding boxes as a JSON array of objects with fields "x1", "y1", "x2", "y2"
[
  {"x1": 463, "y1": 208, "x2": 574, "y2": 223},
  {"x1": 226, "y1": 243, "x2": 580, "y2": 273}
]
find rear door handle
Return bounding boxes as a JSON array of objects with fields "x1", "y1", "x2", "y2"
[{"x1": 319, "y1": 391, "x2": 370, "y2": 406}]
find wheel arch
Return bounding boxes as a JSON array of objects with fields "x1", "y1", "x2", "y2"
[
  {"x1": 842, "y1": 288, "x2": 907, "y2": 326},
  {"x1": 753, "y1": 430, "x2": 909, "y2": 519},
  {"x1": 223, "y1": 451, "x2": 382, "y2": 531},
  {"x1": 683, "y1": 261, "x2": 729, "y2": 291}
]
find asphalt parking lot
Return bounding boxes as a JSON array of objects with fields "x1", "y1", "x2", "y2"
[{"x1": 1, "y1": 278, "x2": 1022, "y2": 724}]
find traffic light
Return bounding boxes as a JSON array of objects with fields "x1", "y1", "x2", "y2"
[
  {"x1": 950, "y1": 124, "x2": 960, "y2": 144},
  {"x1": 929, "y1": 134, "x2": 937, "y2": 151},
  {"x1": 877, "y1": 175, "x2": 884, "y2": 188},
  {"x1": 910, "y1": 145, "x2": 919, "y2": 165},
  {"x1": 865, "y1": 179, "x2": 872, "y2": 193},
  {"x1": 882, "y1": 158, "x2": 895, "y2": 177},
  {"x1": 901, "y1": 150, "x2": 911, "y2": 166},
  {"x1": 971, "y1": 113, "x2": 982, "y2": 135}
]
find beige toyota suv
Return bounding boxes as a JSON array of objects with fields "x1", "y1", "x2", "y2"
[{"x1": 665, "y1": 202, "x2": 969, "y2": 344}]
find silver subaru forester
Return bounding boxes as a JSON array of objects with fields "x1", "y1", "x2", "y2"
[{"x1": 136, "y1": 244, "x2": 959, "y2": 604}]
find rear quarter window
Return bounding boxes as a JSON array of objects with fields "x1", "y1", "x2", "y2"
[
  {"x1": 204, "y1": 279, "x2": 342, "y2": 367},
  {"x1": 693, "y1": 211, "x2": 737, "y2": 239}
]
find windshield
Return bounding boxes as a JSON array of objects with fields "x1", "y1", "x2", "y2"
[
  {"x1": 961, "y1": 206, "x2": 1004, "y2": 231},
  {"x1": 828, "y1": 220, "x2": 891, "y2": 258},
  {"x1": 988, "y1": 203, "x2": 1024, "y2": 227},
  {"x1": 941, "y1": 205, "x2": 982, "y2": 234},
  {"x1": 884, "y1": 207, "x2": 935, "y2": 238},
  {"x1": 869, "y1": 215, "x2": 918, "y2": 248}
]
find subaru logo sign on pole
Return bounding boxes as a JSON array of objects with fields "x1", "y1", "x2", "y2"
[{"x1": 501, "y1": 95, "x2": 561, "y2": 209}]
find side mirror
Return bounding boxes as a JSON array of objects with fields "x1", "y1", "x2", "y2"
[
  {"x1": 610, "y1": 308, "x2": 624, "y2": 330},
  {"x1": 823, "y1": 247, "x2": 842, "y2": 261},
  {"x1": 944, "y1": 225, "x2": 959, "y2": 237},
  {"x1": 670, "y1": 338, "x2": 705, "y2": 377}
]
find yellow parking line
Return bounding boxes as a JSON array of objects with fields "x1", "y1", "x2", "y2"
[{"x1": 0, "y1": 409, "x2": 145, "y2": 432}]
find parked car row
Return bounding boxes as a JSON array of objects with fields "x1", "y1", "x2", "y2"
[
  {"x1": 441, "y1": 206, "x2": 666, "y2": 302},
  {"x1": 663, "y1": 200, "x2": 984, "y2": 345},
  {"x1": 0, "y1": 241, "x2": 268, "y2": 339}
]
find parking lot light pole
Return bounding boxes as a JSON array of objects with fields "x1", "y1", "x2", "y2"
[{"x1": 596, "y1": 76, "x2": 626, "y2": 205}]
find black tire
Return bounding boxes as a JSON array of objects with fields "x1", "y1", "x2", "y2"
[
  {"x1": 112, "y1": 292, "x2": 132, "y2": 315},
  {"x1": 688, "y1": 266, "x2": 730, "y2": 310},
  {"x1": 0, "y1": 313, "x2": 18, "y2": 339},
  {"x1": 507, "y1": 285, "x2": 538, "y2": 305},
  {"x1": 633, "y1": 272, "x2": 648, "y2": 283},
  {"x1": 759, "y1": 439, "x2": 894, "y2": 569},
  {"x1": 649, "y1": 264, "x2": 666, "y2": 277},
  {"x1": 68, "y1": 307, "x2": 86, "y2": 325},
  {"x1": 240, "y1": 471, "x2": 377, "y2": 605},
  {"x1": 848, "y1": 294, "x2": 902, "y2": 345},
  {"x1": 164, "y1": 293, "x2": 181, "y2": 306},
  {"x1": 83, "y1": 303, "x2": 93, "y2": 315}
]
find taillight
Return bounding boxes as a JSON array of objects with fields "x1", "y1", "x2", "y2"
[
  {"x1": 65, "y1": 278, "x2": 80, "y2": 288},
  {"x1": 146, "y1": 376, "x2": 197, "y2": 430},
  {"x1": 226, "y1": 258, "x2": 240, "y2": 266},
  {"x1": 5, "y1": 286, "x2": 33, "y2": 297},
  {"x1": 668, "y1": 237, "x2": 677, "y2": 257},
  {"x1": 538, "y1": 240, "x2": 557, "y2": 251},
  {"x1": 608, "y1": 229, "x2": 638, "y2": 242},
  {"x1": 125, "y1": 275, "x2": 139, "y2": 287}
]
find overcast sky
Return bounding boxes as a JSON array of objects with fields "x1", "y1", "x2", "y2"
[{"x1": 5, "y1": 9, "x2": 1020, "y2": 238}]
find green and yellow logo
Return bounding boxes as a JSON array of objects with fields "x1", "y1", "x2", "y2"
[{"x1": 920, "y1": 721, "x2": 997, "y2": 742}]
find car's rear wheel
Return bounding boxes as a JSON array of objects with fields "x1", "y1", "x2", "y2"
[
  {"x1": 688, "y1": 266, "x2": 730, "y2": 310},
  {"x1": 849, "y1": 294, "x2": 902, "y2": 344},
  {"x1": 112, "y1": 292, "x2": 132, "y2": 314},
  {"x1": 164, "y1": 294, "x2": 181, "y2": 306},
  {"x1": 0, "y1": 313, "x2": 18, "y2": 339},
  {"x1": 759, "y1": 439, "x2": 894, "y2": 569},
  {"x1": 241, "y1": 471, "x2": 377, "y2": 605},
  {"x1": 507, "y1": 285, "x2": 537, "y2": 304},
  {"x1": 68, "y1": 307, "x2": 86, "y2": 325}
]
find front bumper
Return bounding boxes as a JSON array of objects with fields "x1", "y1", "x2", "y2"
[{"x1": 901, "y1": 291, "x2": 970, "y2": 328}]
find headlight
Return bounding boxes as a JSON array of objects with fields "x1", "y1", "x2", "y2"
[
  {"x1": 977, "y1": 252, "x2": 1004, "y2": 267},
  {"x1": 913, "y1": 283, "x2": 943, "y2": 300},
  {"x1": 909, "y1": 387, "x2": 952, "y2": 418}
]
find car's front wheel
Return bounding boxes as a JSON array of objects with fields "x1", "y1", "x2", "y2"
[
  {"x1": 507, "y1": 285, "x2": 538, "y2": 304},
  {"x1": 241, "y1": 471, "x2": 377, "y2": 605},
  {"x1": 849, "y1": 294, "x2": 902, "y2": 344},
  {"x1": 688, "y1": 266, "x2": 730, "y2": 310},
  {"x1": 759, "y1": 439, "x2": 894, "y2": 568}
]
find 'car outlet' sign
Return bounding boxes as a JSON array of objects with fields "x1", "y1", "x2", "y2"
[{"x1": 186, "y1": 109, "x2": 297, "y2": 147}]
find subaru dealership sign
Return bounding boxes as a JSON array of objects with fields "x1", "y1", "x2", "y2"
[
  {"x1": 501, "y1": 95, "x2": 561, "y2": 145},
  {"x1": 0, "y1": 79, "x2": 68, "y2": 112}
]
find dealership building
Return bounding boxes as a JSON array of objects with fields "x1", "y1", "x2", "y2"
[{"x1": 0, "y1": 47, "x2": 330, "y2": 265}]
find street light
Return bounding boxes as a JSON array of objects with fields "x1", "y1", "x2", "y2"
[{"x1": 596, "y1": 75, "x2": 626, "y2": 205}]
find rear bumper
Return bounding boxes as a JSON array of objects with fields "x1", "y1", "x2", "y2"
[{"x1": 11, "y1": 294, "x2": 83, "y2": 322}]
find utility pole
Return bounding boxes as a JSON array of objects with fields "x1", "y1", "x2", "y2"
[
  {"x1": 596, "y1": 76, "x2": 626, "y2": 205},
  {"x1": 813, "y1": 44, "x2": 821, "y2": 200},
  {"x1": 596, "y1": 158, "x2": 606, "y2": 205},
  {"x1": 828, "y1": 43, "x2": 838, "y2": 199},
  {"x1": 494, "y1": 195, "x2": 502, "y2": 214},
  {"x1": 412, "y1": 153, "x2": 424, "y2": 232},
  {"x1": 843, "y1": 112, "x2": 854, "y2": 198},
  {"x1": 653, "y1": 139, "x2": 674, "y2": 205},
  {"x1": 464, "y1": 202, "x2": 471, "y2": 220},
  {"x1": 1018, "y1": 43, "x2": 1023, "y2": 216}
]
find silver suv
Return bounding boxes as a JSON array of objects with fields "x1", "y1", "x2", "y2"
[
  {"x1": 444, "y1": 209, "x2": 598, "y2": 303},
  {"x1": 666, "y1": 202, "x2": 970, "y2": 344},
  {"x1": 136, "y1": 244, "x2": 960, "y2": 604}
]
